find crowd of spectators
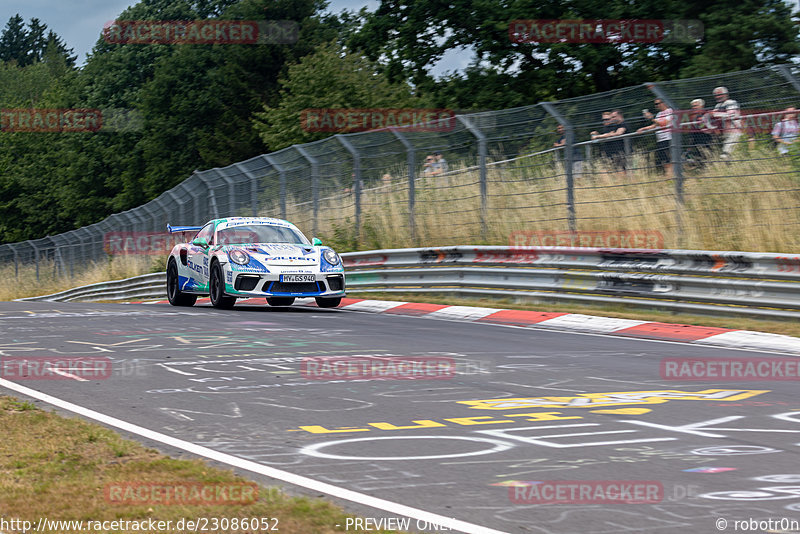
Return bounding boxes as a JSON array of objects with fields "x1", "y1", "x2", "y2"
[{"x1": 553, "y1": 86, "x2": 798, "y2": 175}]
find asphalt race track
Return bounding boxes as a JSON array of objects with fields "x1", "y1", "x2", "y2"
[{"x1": 2, "y1": 300, "x2": 800, "y2": 534}]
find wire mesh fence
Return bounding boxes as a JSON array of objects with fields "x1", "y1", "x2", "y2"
[{"x1": 2, "y1": 65, "x2": 800, "y2": 284}]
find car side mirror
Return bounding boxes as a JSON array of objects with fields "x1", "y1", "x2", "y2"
[
  {"x1": 192, "y1": 237, "x2": 209, "y2": 247},
  {"x1": 312, "y1": 238, "x2": 322, "y2": 246}
]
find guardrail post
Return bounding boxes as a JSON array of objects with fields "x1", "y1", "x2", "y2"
[
  {"x1": 456, "y1": 115, "x2": 488, "y2": 240},
  {"x1": 294, "y1": 146, "x2": 319, "y2": 236},
  {"x1": 335, "y1": 134, "x2": 362, "y2": 243},
  {"x1": 541, "y1": 102, "x2": 577, "y2": 232},
  {"x1": 389, "y1": 128, "x2": 417, "y2": 244},
  {"x1": 647, "y1": 82, "x2": 684, "y2": 247},
  {"x1": 263, "y1": 155, "x2": 286, "y2": 220}
]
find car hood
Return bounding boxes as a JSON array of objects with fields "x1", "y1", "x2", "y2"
[{"x1": 220, "y1": 243, "x2": 320, "y2": 266}]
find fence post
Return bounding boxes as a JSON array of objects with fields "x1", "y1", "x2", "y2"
[
  {"x1": 140, "y1": 203, "x2": 158, "y2": 233},
  {"x1": 209, "y1": 168, "x2": 237, "y2": 216},
  {"x1": 164, "y1": 192, "x2": 183, "y2": 227},
  {"x1": 776, "y1": 65, "x2": 800, "y2": 93},
  {"x1": 263, "y1": 155, "x2": 286, "y2": 220},
  {"x1": 334, "y1": 134, "x2": 362, "y2": 243},
  {"x1": 28, "y1": 240, "x2": 39, "y2": 282},
  {"x1": 232, "y1": 163, "x2": 261, "y2": 217},
  {"x1": 541, "y1": 102, "x2": 577, "y2": 232},
  {"x1": 294, "y1": 146, "x2": 319, "y2": 236},
  {"x1": 12, "y1": 244, "x2": 19, "y2": 279},
  {"x1": 456, "y1": 115, "x2": 488, "y2": 240},
  {"x1": 75, "y1": 227, "x2": 90, "y2": 267},
  {"x1": 647, "y1": 82, "x2": 684, "y2": 247},
  {"x1": 389, "y1": 128, "x2": 416, "y2": 244}
]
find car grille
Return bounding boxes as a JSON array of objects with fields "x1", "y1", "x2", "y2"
[{"x1": 269, "y1": 281, "x2": 323, "y2": 294}]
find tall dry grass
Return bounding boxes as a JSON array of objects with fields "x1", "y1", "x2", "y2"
[
  {"x1": 0, "y1": 256, "x2": 161, "y2": 301},
  {"x1": 279, "y1": 147, "x2": 800, "y2": 253}
]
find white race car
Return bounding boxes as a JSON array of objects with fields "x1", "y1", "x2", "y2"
[{"x1": 165, "y1": 217, "x2": 345, "y2": 309}]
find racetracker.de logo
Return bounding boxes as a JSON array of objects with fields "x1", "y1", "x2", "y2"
[
  {"x1": 509, "y1": 480, "x2": 663, "y2": 504},
  {"x1": 300, "y1": 108, "x2": 456, "y2": 133},
  {"x1": 301, "y1": 356, "x2": 456, "y2": 380},
  {"x1": 104, "y1": 232, "x2": 184, "y2": 255},
  {"x1": 104, "y1": 482, "x2": 258, "y2": 506},
  {"x1": 509, "y1": 230, "x2": 664, "y2": 249},
  {"x1": 1, "y1": 357, "x2": 112, "y2": 380},
  {"x1": 1, "y1": 109, "x2": 102, "y2": 132},
  {"x1": 661, "y1": 357, "x2": 800, "y2": 381},
  {"x1": 103, "y1": 19, "x2": 298, "y2": 45},
  {"x1": 509, "y1": 20, "x2": 703, "y2": 44}
]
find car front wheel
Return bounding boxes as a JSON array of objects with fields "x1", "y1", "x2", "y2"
[
  {"x1": 209, "y1": 262, "x2": 236, "y2": 309},
  {"x1": 167, "y1": 260, "x2": 197, "y2": 307}
]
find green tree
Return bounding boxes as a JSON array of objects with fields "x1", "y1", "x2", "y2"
[
  {"x1": 253, "y1": 41, "x2": 424, "y2": 150},
  {"x1": 0, "y1": 15, "x2": 28, "y2": 65},
  {"x1": 0, "y1": 15, "x2": 76, "y2": 67},
  {"x1": 350, "y1": 0, "x2": 800, "y2": 106}
]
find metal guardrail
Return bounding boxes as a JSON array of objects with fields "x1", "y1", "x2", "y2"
[
  {"x1": 17, "y1": 272, "x2": 166, "y2": 303},
  {"x1": 342, "y1": 246, "x2": 800, "y2": 319},
  {"x1": 18, "y1": 247, "x2": 800, "y2": 319}
]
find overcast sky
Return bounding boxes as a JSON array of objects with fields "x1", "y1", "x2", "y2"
[{"x1": 1, "y1": 0, "x2": 473, "y2": 77}]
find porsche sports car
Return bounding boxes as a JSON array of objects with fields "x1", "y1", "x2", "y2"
[{"x1": 165, "y1": 217, "x2": 345, "y2": 309}]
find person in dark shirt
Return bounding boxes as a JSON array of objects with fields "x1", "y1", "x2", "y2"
[{"x1": 591, "y1": 109, "x2": 628, "y2": 172}]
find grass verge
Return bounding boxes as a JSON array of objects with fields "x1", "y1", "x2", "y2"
[{"x1": 0, "y1": 396, "x2": 398, "y2": 533}]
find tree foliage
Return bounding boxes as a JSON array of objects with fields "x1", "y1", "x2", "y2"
[
  {"x1": 253, "y1": 41, "x2": 424, "y2": 150},
  {"x1": 349, "y1": 0, "x2": 800, "y2": 108},
  {"x1": 0, "y1": 14, "x2": 76, "y2": 67},
  {"x1": 0, "y1": 0, "x2": 798, "y2": 242}
]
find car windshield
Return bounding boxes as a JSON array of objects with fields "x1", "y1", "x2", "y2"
[{"x1": 216, "y1": 224, "x2": 310, "y2": 245}]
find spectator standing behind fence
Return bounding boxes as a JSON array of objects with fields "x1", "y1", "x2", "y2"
[
  {"x1": 636, "y1": 98, "x2": 674, "y2": 174},
  {"x1": 423, "y1": 154, "x2": 443, "y2": 177},
  {"x1": 771, "y1": 107, "x2": 798, "y2": 155},
  {"x1": 687, "y1": 98, "x2": 713, "y2": 165},
  {"x1": 434, "y1": 151, "x2": 448, "y2": 172},
  {"x1": 591, "y1": 110, "x2": 628, "y2": 173},
  {"x1": 554, "y1": 123, "x2": 583, "y2": 176},
  {"x1": 711, "y1": 86, "x2": 742, "y2": 160},
  {"x1": 591, "y1": 112, "x2": 613, "y2": 160}
]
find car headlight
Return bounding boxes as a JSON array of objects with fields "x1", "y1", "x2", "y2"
[
  {"x1": 229, "y1": 249, "x2": 250, "y2": 265},
  {"x1": 323, "y1": 249, "x2": 340, "y2": 265}
]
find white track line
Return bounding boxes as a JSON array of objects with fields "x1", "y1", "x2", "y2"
[{"x1": 0, "y1": 377, "x2": 508, "y2": 534}]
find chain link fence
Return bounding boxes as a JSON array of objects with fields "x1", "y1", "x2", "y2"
[{"x1": 2, "y1": 65, "x2": 800, "y2": 284}]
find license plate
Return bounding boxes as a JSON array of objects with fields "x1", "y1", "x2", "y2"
[{"x1": 281, "y1": 274, "x2": 315, "y2": 282}]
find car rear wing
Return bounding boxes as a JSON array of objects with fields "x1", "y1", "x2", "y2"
[{"x1": 167, "y1": 224, "x2": 203, "y2": 234}]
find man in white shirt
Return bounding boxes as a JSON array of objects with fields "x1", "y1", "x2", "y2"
[
  {"x1": 771, "y1": 107, "x2": 798, "y2": 155},
  {"x1": 637, "y1": 98, "x2": 674, "y2": 174},
  {"x1": 711, "y1": 86, "x2": 742, "y2": 160}
]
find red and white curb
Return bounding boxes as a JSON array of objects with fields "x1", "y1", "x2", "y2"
[{"x1": 134, "y1": 297, "x2": 800, "y2": 355}]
